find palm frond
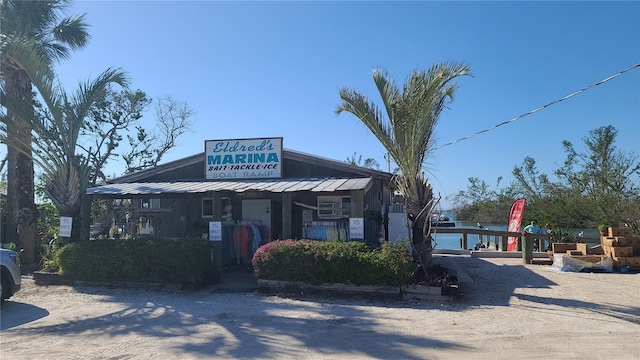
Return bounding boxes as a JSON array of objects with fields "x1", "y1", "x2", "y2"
[
  {"x1": 1, "y1": 0, "x2": 90, "y2": 63},
  {"x1": 1, "y1": 34, "x2": 55, "y2": 80},
  {"x1": 336, "y1": 61, "x2": 472, "y2": 252},
  {"x1": 52, "y1": 14, "x2": 91, "y2": 51},
  {"x1": 2, "y1": 57, "x2": 130, "y2": 214},
  {"x1": 336, "y1": 85, "x2": 399, "y2": 162}
]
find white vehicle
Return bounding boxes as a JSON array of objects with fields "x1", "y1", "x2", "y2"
[{"x1": 1, "y1": 248, "x2": 22, "y2": 302}]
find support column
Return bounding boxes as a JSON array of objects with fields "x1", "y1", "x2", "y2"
[
  {"x1": 81, "y1": 194, "x2": 91, "y2": 241},
  {"x1": 282, "y1": 192, "x2": 292, "y2": 239},
  {"x1": 211, "y1": 192, "x2": 222, "y2": 281}
]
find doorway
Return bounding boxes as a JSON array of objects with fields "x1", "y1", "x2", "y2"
[{"x1": 241, "y1": 199, "x2": 271, "y2": 242}]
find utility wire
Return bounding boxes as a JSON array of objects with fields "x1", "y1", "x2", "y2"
[{"x1": 435, "y1": 63, "x2": 640, "y2": 150}]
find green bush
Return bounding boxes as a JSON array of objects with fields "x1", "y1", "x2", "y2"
[
  {"x1": 56, "y1": 237, "x2": 216, "y2": 287},
  {"x1": 252, "y1": 240, "x2": 415, "y2": 286},
  {"x1": 40, "y1": 236, "x2": 63, "y2": 272}
]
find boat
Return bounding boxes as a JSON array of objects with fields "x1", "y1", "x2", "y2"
[{"x1": 431, "y1": 214, "x2": 455, "y2": 228}]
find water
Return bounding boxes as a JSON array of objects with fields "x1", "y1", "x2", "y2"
[
  {"x1": 431, "y1": 216, "x2": 601, "y2": 250},
  {"x1": 431, "y1": 221, "x2": 502, "y2": 250}
]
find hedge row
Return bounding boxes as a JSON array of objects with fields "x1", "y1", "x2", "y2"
[
  {"x1": 56, "y1": 238, "x2": 216, "y2": 286},
  {"x1": 252, "y1": 240, "x2": 415, "y2": 286}
]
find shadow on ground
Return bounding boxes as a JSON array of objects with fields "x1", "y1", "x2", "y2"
[
  {"x1": 7, "y1": 256, "x2": 639, "y2": 358},
  {"x1": 6, "y1": 285, "x2": 472, "y2": 359},
  {"x1": 0, "y1": 302, "x2": 49, "y2": 330}
]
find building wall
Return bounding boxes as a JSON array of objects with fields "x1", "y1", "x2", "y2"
[{"x1": 109, "y1": 153, "x2": 392, "y2": 245}]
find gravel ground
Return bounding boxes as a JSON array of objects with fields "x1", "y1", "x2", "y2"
[{"x1": 1, "y1": 256, "x2": 640, "y2": 360}]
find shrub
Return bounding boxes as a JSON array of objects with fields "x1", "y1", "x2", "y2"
[
  {"x1": 56, "y1": 237, "x2": 216, "y2": 287},
  {"x1": 252, "y1": 240, "x2": 415, "y2": 286},
  {"x1": 547, "y1": 228, "x2": 578, "y2": 243},
  {"x1": 40, "y1": 236, "x2": 63, "y2": 272}
]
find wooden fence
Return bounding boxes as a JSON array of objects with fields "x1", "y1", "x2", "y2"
[{"x1": 429, "y1": 227, "x2": 601, "y2": 264}]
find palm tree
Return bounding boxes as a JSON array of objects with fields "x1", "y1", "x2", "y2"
[
  {"x1": 336, "y1": 62, "x2": 471, "y2": 266},
  {"x1": 0, "y1": 0, "x2": 89, "y2": 262},
  {"x1": 1, "y1": 68, "x2": 129, "y2": 243}
]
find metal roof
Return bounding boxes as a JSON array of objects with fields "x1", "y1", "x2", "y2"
[
  {"x1": 107, "y1": 149, "x2": 394, "y2": 184},
  {"x1": 86, "y1": 177, "x2": 373, "y2": 196}
]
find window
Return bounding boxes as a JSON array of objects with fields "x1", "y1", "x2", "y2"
[
  {"x1": 141, "y1": 198, "x2": 161, "y2": 209},
  {"x1": 202, "y1": 198, "x2": 213, "y2": 218}
]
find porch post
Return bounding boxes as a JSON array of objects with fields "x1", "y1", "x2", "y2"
[
  {"x1": 282, "y1": 192, "x2": 292, "y2": 239},
  {"x1": 80, "y1": 194, "x2": 91, "y2": 241},
  {"x1": 211, "y1": 192, "x2": 222, "y2": 281}
]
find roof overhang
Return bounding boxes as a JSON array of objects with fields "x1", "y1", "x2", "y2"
[
  {"x1": 87, "y1": 177, "x2": 373, "y2": 198},
  {"x1": 105, "y1": 150, "x2": 394, "y2": 184}
]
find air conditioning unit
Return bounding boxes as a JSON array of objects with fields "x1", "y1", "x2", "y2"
[{"x1": 318, "y1": 202, "x2": 339, "y2": 218}]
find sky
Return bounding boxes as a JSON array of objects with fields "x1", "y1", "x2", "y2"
[{"x1": 9, "y1": 1, "x2": 640, "y2": 208}]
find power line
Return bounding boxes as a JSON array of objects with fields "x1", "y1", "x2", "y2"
[{"x1": 435, "y1": 63, "x2": 640, "y2": 150}]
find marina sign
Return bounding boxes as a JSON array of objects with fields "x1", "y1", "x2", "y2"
[{"x1": 205, "y1": 137, "x2": 283, "y2": 179}]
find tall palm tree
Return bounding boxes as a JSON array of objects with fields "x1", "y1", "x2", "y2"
[
  {"x1": 0, "y1": 0, "x2": 89, "y2": 263},
  {"x1": 336, "y1": 62, "x2": 471, "y2": 266},
  {"x1": 2, "y1": 68, "x2": 129, "y2": 243}
]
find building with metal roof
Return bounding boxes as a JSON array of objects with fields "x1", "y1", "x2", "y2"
[{"x1": 87, "y1": 138, "x2": 395, "y2": 267}]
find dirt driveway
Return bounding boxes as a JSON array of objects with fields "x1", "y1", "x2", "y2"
[{"x1": 1, "y1": 256, "x2": 639, "y2": 360}]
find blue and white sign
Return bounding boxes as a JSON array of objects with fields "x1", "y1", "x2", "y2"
[
  {"x1": 349, "y1": 217, "x2": 364, "y2": 240},
  {"x1": 60, "y1": 216, "x2": 73, "y2": 237},
  {"x1": 205, "y1": 137, "x2": 283, "y2": 179},
  {"x1": 209, "y1": 221, "x2": 222, "y2": 241}
]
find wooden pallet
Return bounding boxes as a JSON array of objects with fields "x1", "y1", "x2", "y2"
[{"x1": 531, "y1": 258, "x2": 553, "y2": 265}]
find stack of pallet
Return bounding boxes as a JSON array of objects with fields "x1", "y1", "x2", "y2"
[
  {"x1": 601, "y1": 227, "x2": 640, "y2": 268},
  {"x1": 551, "y1": 242, "x2": 603, "y2": 263}
]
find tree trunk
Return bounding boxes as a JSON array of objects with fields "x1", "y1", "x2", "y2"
[
  {"x1": 5, "y1": 148, "x2": 18, "y2": 246},
  {"x1": 7, "y1": 147, "x2": 38, "y2": 264},
  {"x1": 72, "y1": 214, "x2": 81, "y2": 243},
  {"x1": 405, "y1": 202, "x2": 433, "y2": 268},
  {"x1": 408, "y1": 211, "x2": 433, "y2": 267},
  {"x1": 5, "y1": 67, "x2": 38, "y2": 264},
  {"x1": 60, "y1": 208, "x2": 82, "y2": 243}
]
